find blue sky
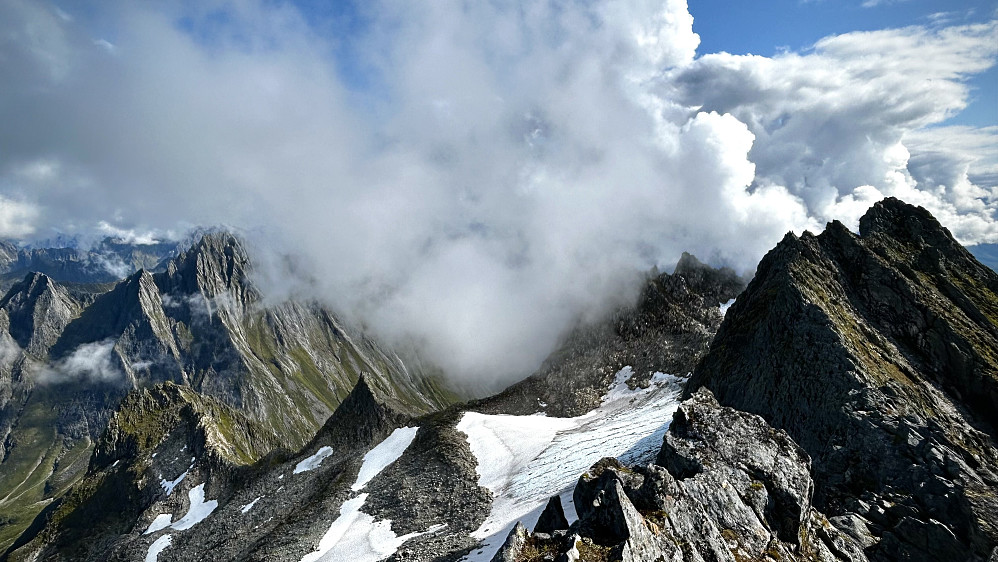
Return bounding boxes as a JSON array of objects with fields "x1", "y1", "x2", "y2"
[{"x1": 688, "y1": 0, "x2": 997, "y2": 127}]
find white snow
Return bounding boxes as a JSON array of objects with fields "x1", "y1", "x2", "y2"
[
  {"x1": 294, "y1": 446, "x2": 334, "y2": 474},
  {"x1": 143, "y1": 513, "x2": 173, "y2": 535},
  {"x1": 240, "y1": 496, "x2": 263, "y2": 514},
  {"x1": 351, "y1": 426, "x2": 420, "y2": 491},
  {"x1": 170, "y1": 484, "x2": 218, "y2": 531},
  {"x1": 145, "y1": 534, "x2": 172, "y2": 562},
  {"x1": 293, "y1": 424, "x2": 432, "y2": 561},
  {"x1": 719, "y1": 298, "x2": 736, "y2": 315},
  {"x1": 160, "y1": 470, "x2": 188, "y2": 496},
  {"x1": 300, "y1": 494, "x2": 440, "y2": 562},
  {"x1": 458, "y1": 367, "x2": 685, "y2": 562}
]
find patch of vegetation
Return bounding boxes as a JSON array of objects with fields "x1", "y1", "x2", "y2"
[
  {"x1": 516, "y1": 534, "x2": 561, "y2": 562},
  {"x1": 576, "y1": 537, "x2": 614, "y2": 562},
  {"x1": 0, "y1": 389, "x2": 93, "y2": 554}
]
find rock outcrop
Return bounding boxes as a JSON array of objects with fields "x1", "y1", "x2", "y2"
[
  {"x1": 689, "y1": 198, "x2": 998, "y2": 560},
  {"x1": 499, "y1": 389, "x2": 867, "y2": 562}
]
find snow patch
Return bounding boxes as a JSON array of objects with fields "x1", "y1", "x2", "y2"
[
  {"x1": 144, "y1": 513, "x2": 173, "y2": 535},
  {"x1": 145, "y1": 534, "x2": 172, "y2": 562},
  {"x1": 458, "y1": 367, "x2": 685, "y2": 562},
  {"x1": 170, "y1": 484, "x2": 217, "y2": 531},
  {"x1": 294, "y1": 446, "x2": 333, "y2": 474},
  {"x1": 352, "y1": 426, "x2": 420, "y2": 491},
  {"x1": 719, "y1": 298, "x2": 736, "y2": 315},
  {"x1": 240, "y1": 496, "x2": 262, "y2": 514},
  {"x1": 160, "y1": 470, "x2": 188, "y2": 496},
  {"x1": 299, "y1": 494, "x2": 440, "y2": 562}
]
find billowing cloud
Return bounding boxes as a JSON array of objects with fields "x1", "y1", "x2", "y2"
[
  {"x1": 0, "y1": 0, "x2": 995, "y2": 388},
  {"x1": 32, "y1": 339, "x2": 123, "y2": 384},
  {"x1": 664, "y1": 21, "x2": 998, "y2": 239}
]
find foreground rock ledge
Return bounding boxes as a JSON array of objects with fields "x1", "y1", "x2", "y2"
[{"x1": 495, "y1": 388, "x2": 868, "y2": 562}]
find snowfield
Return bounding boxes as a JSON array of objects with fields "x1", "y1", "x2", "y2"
[
  {"x1": 299, "y1": 494, "x2": 440, "y2": 562},
  {"x1": 171, "y1": 484, "x2": 218, "y2": 531},
  {"x1": 143, "y1": 514, "x2": 173, "y2": 535},
  {"x1": 240, "y1": 496, "x2": 262, "y2": 514},
  {"x1": 143, "y1": 483, "x2": 219, "y2": 560},
  {"x1": 458, "y1": 367, "x2": 685, "y2": 562},
  {"x1": 159, "y1": 470, "x2": 187, "y2": 496}
]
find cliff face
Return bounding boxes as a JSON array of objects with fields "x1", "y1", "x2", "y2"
[{"x1": 688, "y1": 198, "x2": 998, "y2": 560}]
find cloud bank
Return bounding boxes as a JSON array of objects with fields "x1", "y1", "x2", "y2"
[
  {"x1": 31, "y1": 339, "x2": 123, "y2": 384},
  {"x1": 1, "y1": 0, "x2": 995, "y2": 387}
]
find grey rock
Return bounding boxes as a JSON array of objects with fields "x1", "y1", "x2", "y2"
[
  {"x1": 534, "y1": 495, "x2": 569, "y2": 535},
  {"x1": 830, "y1": 514, "x2": 878, "y2": 549},
  {"x1": 688, "y1": 197, "x2": 998, "y2": 560},
  {"x1": 490, "y1": 522, "x2": 528, "y2": 562}
]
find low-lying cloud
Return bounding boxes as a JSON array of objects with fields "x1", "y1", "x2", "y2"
[
  {"x1": 1, "y1": 0, "x2": 995, "y2": 388},
  {"x1": 32, "y1": 339, "x2": 123, "y2": 384}
]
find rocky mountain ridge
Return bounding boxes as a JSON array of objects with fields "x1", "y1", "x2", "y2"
[
  {"x1": 689, "y1": 197, "x2": 998, "y2": 561},
  {"x1": 0, "y1": 232, "x2": 457, "y2": 556},
  {"x1": 0, "y1": 198, "x2": 994, "y2": 562},
  {"x1": 2, "y1": 236, "x2": 745, "y2": 562},
  {"x1": 0, "y1": 237, "x2": 179, "y2": 291}
]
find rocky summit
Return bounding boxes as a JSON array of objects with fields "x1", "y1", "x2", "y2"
[
  {"x1": 0, "y1": 197, "x2": 995, "y2": 562},
  {"x1": 689, "y1": 197, "x2": 998, "y2": 561}
]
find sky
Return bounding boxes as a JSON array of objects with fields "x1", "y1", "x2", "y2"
[{"x1": 1, "y1": 0, "x2": 996, "y2": 389}]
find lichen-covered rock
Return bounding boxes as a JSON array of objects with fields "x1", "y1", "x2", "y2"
[
  {"x1": 688, "y1": 198, "x2": 998, "y2": 560},
  {"x1": 491, "y1": 522, "x2": 528, "y2": 562}
]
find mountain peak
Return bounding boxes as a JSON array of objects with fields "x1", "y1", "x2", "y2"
[
  {"x1": 0, "y1": 272, "x2": 79, "y2": 356},
  {"x1": 858, "y1": 197, "x2": 950, "y2": 241},
  {"x1": 689, "y1": 197, "x2": 998, "y2": 560},
  {"x1": 314, "y1": 372, "x2": 410, "y2": 447},
  {"x1": 160, "y1": 230, "x2": 257, "y2": 307}
]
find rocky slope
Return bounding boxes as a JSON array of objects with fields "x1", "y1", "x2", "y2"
[
  {"x1": 0, "y1": 232, "x2": 457, "y2": 556},
  {"x1": 3, "y1": 197, "x2": 994, "y2": 562},
  {"x1": 2, "y1": 251, "x2": 743, "y2": 562},
  {"x1": 492, "y1": 388, "x2": 868, "y2": 562},
  {"x1": 688, "y1": 198, "x2": 998, "y2": 560}
]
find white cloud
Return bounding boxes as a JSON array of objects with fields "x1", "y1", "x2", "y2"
[
  {"x1": 33, "y1": 339, "x2": 123, "y2": 383},
  {"x1": 0, "y1": 334, "x2": 23, "y2": 369},
  {"x1": 0, "y1": 1, "x2": 995, "y2": 388},
  {"x1": 862, "y1": 0, "x2": 912, "y2": 8},
  {"x1": 0, "y1": 196, "x2": 38, "y2": 237},
  {"x1": 664, "y1": 21, "x2": 998, "y2": 239},
  {"x1": 96, "y1": 221, "x2": 162, "y2": 245}
]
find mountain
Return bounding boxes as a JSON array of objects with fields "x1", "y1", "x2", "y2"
[
  {"x1": 1, "y1": 248, "x2": 745, "y2": 562},
  {"x1": 688, "y1": 198, "x2": 998, "y2": 560},
  {"x1": 0, "y1": 232, "x2": 457, "y2": 556},
  {"x1": 0, "y1": 238, "x2": 180, "y2": 291},
  {"x1": 1, "y1": 197, "x2": 995, "y2": 562}
]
